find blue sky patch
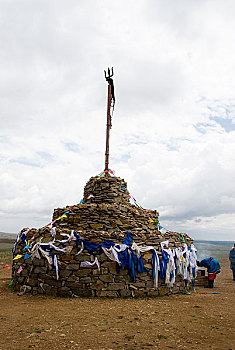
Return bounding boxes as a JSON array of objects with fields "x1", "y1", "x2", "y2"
[
  {"x1": 64, "y1": 141, "x2": 80, "y2": 152},
  {"x1": 36, "y1": 151, "x2": 54, "y2": 161},
  {"x1": 10, "y1": 158, "x2": 41, "y2": 168},
  {"x1": 210, "y1": 116, "x2": 235, "y2": 133}
]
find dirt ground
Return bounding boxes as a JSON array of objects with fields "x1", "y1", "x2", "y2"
[{"x1": 0, "y1": 247, "x2": 234, "y2": 350}]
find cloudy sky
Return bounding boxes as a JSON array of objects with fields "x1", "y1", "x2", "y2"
[{"x1": 0, "y1": 0, "x2": 235, "y2": 240}]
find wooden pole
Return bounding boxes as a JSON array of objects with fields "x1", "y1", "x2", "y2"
[
  {"x1": 105, "y1": 82, "x2": 112, "y2": 171},
  {"x1": 104, "y1": 67, "x2": 114, "y2": 171}
]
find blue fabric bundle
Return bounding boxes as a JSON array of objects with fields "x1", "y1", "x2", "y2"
[
  {"x1": 25, "y1": 230, "x2": 162, "y2": 284},
  {"x1": 73, "y1": 230, "x2": 151, "y2": 282},
  {"x1": 161, "y1": 250, "x2": 169, "y2": 278},
  {"x1": 21, "y1": 232, "x2": 27, "y2": 244}
]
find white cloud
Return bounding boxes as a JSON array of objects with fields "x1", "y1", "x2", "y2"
[{"x1": 0, "y1": 0, "x2": 235, "y2": 241}]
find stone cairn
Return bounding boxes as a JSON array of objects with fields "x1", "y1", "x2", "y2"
[{"x1": 12, "y1": 173, "x2": 193, "y2": 297}]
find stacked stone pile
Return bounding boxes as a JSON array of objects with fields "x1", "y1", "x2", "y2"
[
  {"x1": 12, "y1": 173, "x2": 194, "y2": 297},
  {"x1": 12, "y1": 227, "x2": 192, "y2": 297},
  {"x1": 53, "y1": 175, "x2": 159, "y2": 234},
  {"x1": 83, "y1": 175, "x2": 129, "y2": 203},
  {"x1": 53, "y1": 203, "x2": 159, "y2": 234},
  {"x1": 195, "y1": 269, "x2": 208, "y2": 287}
]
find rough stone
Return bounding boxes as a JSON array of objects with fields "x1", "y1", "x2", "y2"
[
  {"x1": 75, "y1": 269, "x2": 92, "y2": 276},
  {"x1": 90, "y1": 280, "x2": 105, "y2": 290},
  {"x1": 66, "y1": 264, "x2": 79, "y2": 270},
  {"x1": 79, "y1": 277, "x2": 92, "y2": 283},
  {"x1": 67, "y1": 275, "x2": 78, "y2": 282},
  {"x1": 158, "y1": 287, "x2": 169, "y2": 296},
  {"x1": 99, "y1": 275, "x2": 114, "y2": 283},
  {"x1": 119, "y1": 289, "x2": 132, "y2": 297},
  {"x1": 97, "y1": 290, "x2": 118, "y2": 297},
  {"x1": 12, "y1": 174, "x2": 194, "y2": 298},
  {"x1": 34, "y1": 266, "x2": 48, "y2": 274},
  {"x1": 102, "y1": 262, "x2": 119, "y2": 274},
  {"x1": 45, "y1": 279, "x2": 62, "y2": 288},
  {"x1": 59, "y1": 270, "x2": 72, "y2": 278},
  {"x1": 71, "y1": 287, "x2": 93, "y2": 297},
  {"x1": 132, "y1": 290, "x2": 147, "y2": 297},
  {"x1": 114, "y1": 275, "x2": 130, "y2": 283},
  {"x1": 106, "y1": 283, "x2": 125, "y2": 291},
  {"x1": 147, "y1": 290, "x2": 159, "y2": 297},
  {"x1": 130, "y1": 282, "x2": 146, "y2": 288},
  {"x1": 27, "y1": 278, "x2": 38, "y2": 287}
]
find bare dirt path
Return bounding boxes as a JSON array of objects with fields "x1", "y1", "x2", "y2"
[{"x1": 0, "y1": 252, "x2": 234, "y2": 350}]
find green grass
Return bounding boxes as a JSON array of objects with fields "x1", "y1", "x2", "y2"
[
  {"x1": 0, "y1": 242, "x2": 13, "y2": 252},
  {"x1": 0, "y1": 243, "x2": 13, "y2": 264}
]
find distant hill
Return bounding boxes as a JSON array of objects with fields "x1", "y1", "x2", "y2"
[
  {"x1": 0, "y1": 231, "x2": 17, "y2": 242},
  {"x1": 194, "y1": 240, "x2": 233, "y2": 260}
]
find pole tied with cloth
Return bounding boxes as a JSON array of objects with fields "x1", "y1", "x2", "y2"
[{"x1": 104, "y1": 67, "x2": 115, "y2": 171}]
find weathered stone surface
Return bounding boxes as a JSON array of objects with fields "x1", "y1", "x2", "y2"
[
  {"x1": 21, "y1": 270, "x2": 29, "y2": 277},
  {"x1": 71, "y1": 287, "x2": 93, "y2": 297},
  {"x1": 99, "y1": 275, "x2": 114, "y2": 283},
  {"x1": 42, "y1": 284, "x2": 58, "y2": 296},
  {"x1": 135, "y1": 271, "x2": 148, "y2": 278},
  {"x1": 12, "y1": 174, "x2": 193, "y2": 298},
  {"x1": 144, "y1": 264, "x2": 152, "y2": 269},
  {"x1": 132, "y1": 290, "x2": 147, "y2": 297},
  {"x1": 90, "y1": 223, "x2": 103, "y2": 229},
  {"x1": 59, "y1": 270, "x2": 72, "y2": 278},
  {"x1": 27, "y1": 278, "x2": 38, "y2": 287},
  {"x1": 58, "y1": 286, "x2": 71, "y2": 292},
  {"x1": 66, "y1": 282, "x2": 83, "y2": 289},
  {"x1": 147, "y1": 290, "x2": 159, "y2": 297},
  {"x1": 114, "y1": 275, "x2": 130, "y2": 283},
  {"x1": 58, "y1": 290, "x2": 73, "y2": 297},
  {"x1": 90, "y1": 280, "x2": 105, "y2": 290},
  {"x1": 171, "y1": 287, "x2": 180, "y2": 294},
  {"x1": 106, "y1": 283, "x2": 125, "y2": 291},
  {"x1": 45, "y1": 279, "x2": 62, "y2": 288},
  {"x1": 66, "y1": 264, "x2": 79, "y2": 270},
  {"x1": 74, "y1": 255, "x2": 91, "y2": 262},
  {"x1": 102, "y1": 262, "x2": 119, "y2": 274},
  {"x1": 79, "y1": 277, "x2": 92, "y2": 283},
  {"x1": 33, "y1": 259, "x2": 45, "y2": 266},
  {"x1": 119, "y1": 268, "x2": 129, "y2": 275},
  {"x1": 67, "y1": 275, "x2": 78, "y2": 282},
  {"x1": 142, "y1": 253, "x2": 152, "y2": 260},
  {"x1": 119, "y1": 289, "x2": 132, "y2": 297},
  {"x1": 146, "y1": 280, "x2": 154, "y2": 288},
  {"x1": 158, "y1": 287, "x2": 169, "y2": 296},
  {"x1": 17, "y1": 277, "x2": 25, "y2": 284},
  {"x1": 34, "y1": 266, "x2": 47, "y2": 274},
  {"x1": 61, "y1": 255, "x2": 73, "y2": 261},
  {"x1": 97, "y1": 290, "x2": 118, "y2": 297},
  {"x1": 129, "y1": 284, "x2": 138, "y2": 290},
  {"x1": 130, "y1": 282, "x2": 146, "y2": 288},
  {"x1": 75, "y1": 269, "x2": 92, "y2": 276}
]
